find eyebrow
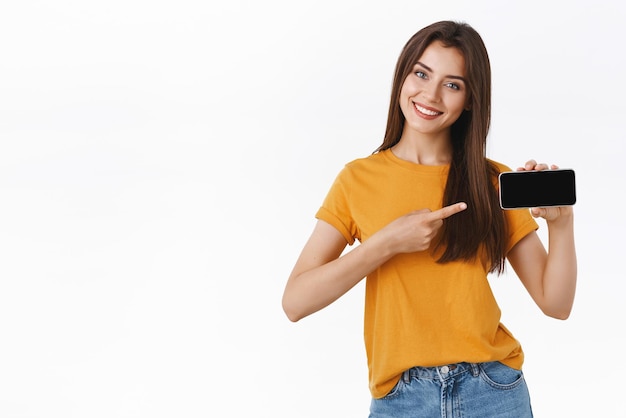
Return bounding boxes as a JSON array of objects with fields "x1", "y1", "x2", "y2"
[{"x1": 415, "y1": 61, "x2": 467, "y2": 83}]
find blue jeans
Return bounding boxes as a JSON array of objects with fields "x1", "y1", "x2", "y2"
[{"x1": 369, "y1": 362, "x2": 533, "y2": 418}]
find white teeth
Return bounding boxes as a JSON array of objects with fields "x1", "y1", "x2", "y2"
[{"x1": 415, "y1": 103, "x2": 441, "y2": 116}]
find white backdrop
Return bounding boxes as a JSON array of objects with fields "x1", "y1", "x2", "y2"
[{"x1": 1, "y1": 1, "x2": 624, "y2": 417}]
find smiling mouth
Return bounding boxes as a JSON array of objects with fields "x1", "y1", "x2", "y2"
[{"x1": 414, "y1": 103, "x2": 442, "y2": 116}]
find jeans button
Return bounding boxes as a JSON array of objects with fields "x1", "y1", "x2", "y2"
[{"x1": 441, "y1": 366, "x2": 449, "y2": 374}]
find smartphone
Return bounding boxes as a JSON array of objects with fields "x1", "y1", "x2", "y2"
[{"x1": 498, "y1": 169, "x2": 576, "y2": 209}]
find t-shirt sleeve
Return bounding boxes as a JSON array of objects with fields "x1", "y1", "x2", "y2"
[
  {"x1": 493, "y1": 161, "x2": 539, "y2": 253},
  {"x1": 504, "y1": 208, "x2": 539, "y2": 254},
  {"x1": 315, "y1": 166, "x2": 358, "y2": 245}
]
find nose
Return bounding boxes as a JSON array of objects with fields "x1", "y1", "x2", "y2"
[{"x1": 422, "y1": 84, "x2": 441, "y2": 103}]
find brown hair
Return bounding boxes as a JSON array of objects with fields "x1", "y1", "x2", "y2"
[{"x1": 376, "y1": 20, "x2": 507, "y2": 273}]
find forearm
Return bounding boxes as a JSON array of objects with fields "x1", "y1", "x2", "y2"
[
  {"x1": 541, "y1": 212, "x2": 577, "y2": 319},
  {"x1": 283, "y1": 235, "x2": 394, "y2": 322},
  {"x1": 284, "y1": 204, "x2": 466, "y2": 322}
]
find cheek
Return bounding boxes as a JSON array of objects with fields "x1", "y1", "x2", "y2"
[
  {"x1": 399, "y1": 76, "x2": 418, "y2": 97},
  {"x1": 399, "y1": 100, "x2": 412, "y2": 120},
  {"x1": 398, "y1": 84, "x2": 413, "y2": 112},
  {"x1": 399, "y1": 85, "x2": 410, "y2": 103},
  {"x1": 449, "y1": 94, "x2": 468, "y2": 114}
]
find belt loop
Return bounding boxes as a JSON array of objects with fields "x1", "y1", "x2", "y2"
[
  {"x1": 470, "y1": 363, "x2": 480, "y2": 377},
  {"x1": 402, "y1": 369, "x2": 411, "y2": 383}
]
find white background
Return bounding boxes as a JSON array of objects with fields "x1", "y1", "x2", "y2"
[{"x1": 1, "y1": 0, "x2": 624, "y2": 417}]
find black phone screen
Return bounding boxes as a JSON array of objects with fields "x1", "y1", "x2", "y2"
[{"x1": 498, "y1": 169, "x2": 576, "y2": 209}]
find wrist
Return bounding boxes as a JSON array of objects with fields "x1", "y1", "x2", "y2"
[
  {"x1": 546, "y1": 208, "x2": 574, "y2": 228},
  {"x1": 362, "y1": 232, "x2": 396, "y2": 263}
]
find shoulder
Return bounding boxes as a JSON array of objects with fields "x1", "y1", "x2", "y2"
[
  {"x1": 487, "y1": 158, "x2": 514, "y2": 174},
  {"x1": 338, "y1": 150, "x2": 389, "y2": 177},
  {"x1": 344, "y1": 150, "x2": 386, "y2": 169}
]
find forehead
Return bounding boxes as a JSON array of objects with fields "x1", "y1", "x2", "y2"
[{"x1": 416, "y1": 41, "x2": 466, "y2": 76}]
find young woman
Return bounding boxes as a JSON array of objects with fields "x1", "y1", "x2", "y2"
[{"x1": 282, "y1": 20, "x2": 576, "y2": 417}]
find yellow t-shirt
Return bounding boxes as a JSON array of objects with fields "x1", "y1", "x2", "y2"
[{"x1": 315, "y1": 149, "x2": 538, "y2": 399}]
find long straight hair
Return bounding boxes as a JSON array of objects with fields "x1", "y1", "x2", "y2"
[{"x1": 376, "y1": 21, "x2": 507, "y2": 274}]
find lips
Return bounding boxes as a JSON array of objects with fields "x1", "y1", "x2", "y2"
[{"x1": 414, "y1": 102, "x2": 442, "y2": 117}]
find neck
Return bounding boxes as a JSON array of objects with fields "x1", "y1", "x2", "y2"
[{"x1": 391, "y1": 128, "x2": 452, "y2": 166}]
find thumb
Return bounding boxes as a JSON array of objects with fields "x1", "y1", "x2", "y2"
[{"x1": 531, "y1": 207, "x2": 544, "y2": 218}]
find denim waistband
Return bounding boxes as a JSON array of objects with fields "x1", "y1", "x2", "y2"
[{"x1": 402, "y1": 362, "x2": 481, "y2": 383}]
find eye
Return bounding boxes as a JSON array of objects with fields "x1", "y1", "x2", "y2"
[
  {"x1": 415, "y1": 71, "x2": 427, "y2": 79},
  {"x1": 444, "y1": 82, "x2": 461, "y2": 90}
]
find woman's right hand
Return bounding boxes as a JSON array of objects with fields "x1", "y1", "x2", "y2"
[
  {"x1": 374, "y1": 202, "x2": 468, "y2": 255},
  {"x1": 282, "y1": 202, "x2": 467, "y2": 322}
]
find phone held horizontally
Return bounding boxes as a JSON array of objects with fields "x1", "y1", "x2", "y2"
[{"x1": 498, "y1": 169, "x2": 577, "y2": 210}]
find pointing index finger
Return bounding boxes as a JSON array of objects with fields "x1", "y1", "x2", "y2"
[{"x1": 431, "y1": 202, "x2": 468, "y2": 220}]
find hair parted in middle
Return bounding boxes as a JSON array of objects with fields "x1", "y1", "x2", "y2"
[{"x1": 377, "y1": 20, "x2": 508, "y2": 274}]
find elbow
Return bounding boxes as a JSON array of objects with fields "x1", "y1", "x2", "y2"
[
  {"x1": 548, "y1": 312, "x2": 570, "y2": 321},
  {"x1": 538, "y1": 291, "x2": 576, "y2": 320},
  {"x1": 282, "y1": 296, "x2": 304, "y2": 323},
  {"x1": 283, "y1": 305, "x2": 302, "y2": 323},
  {"x1": 542, "y1": 306, "x2": 573, "y2": 321},
  {"x1": 284, "y1": 311, "x2": 303, "y2": 323}
]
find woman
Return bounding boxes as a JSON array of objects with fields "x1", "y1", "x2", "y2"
[{"x1": 282, "y1": 20, "x2": 576, "y2": 417}]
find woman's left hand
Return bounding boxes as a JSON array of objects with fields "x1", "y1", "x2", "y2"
[
  {"x1": 510, "y1": 159, "x2": 577, "y2": 320},
  {"x1": 517, "y1": 159, "x2": 574, "y2": 222}
]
